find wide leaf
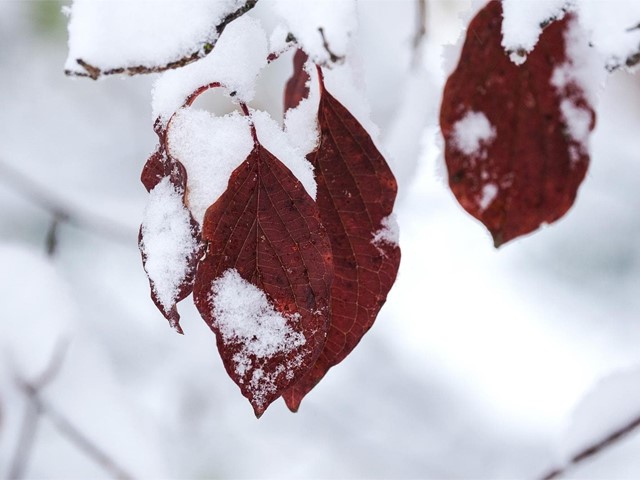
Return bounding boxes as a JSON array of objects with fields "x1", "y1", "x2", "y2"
[
  {"x1": 193, "y1": 131, "x2": 333, "y2": 417},
  {"x1": 440, "y1": 0, "x2": 595, "y2": 246}
]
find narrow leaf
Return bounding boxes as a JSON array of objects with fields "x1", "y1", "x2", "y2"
[
  {"x1": 139, "y1": 136, "x2": 202, "y2": 333},
  {"x1": 193, "y1": 131, "x2": 333, "y2": 417},
  {"x1": 284, "y1": 73, "x2": 401, "y2": 411},
  {"x1": 284, "y1": 49, "x2": 310, "y2": 114},
  {"x1": 440, "y1": 1, "x2": 596, "y2": 246}
]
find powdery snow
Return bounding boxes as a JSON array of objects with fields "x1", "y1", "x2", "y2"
[
  {"x1": 501, "y1": 0, "x2": 570, "y2": 65},
  {"x1": 478, "y1": 184, "x2": 498, "y2": 211},
  {"x1": 283, "y1": 58, "x2": 321, "y2": 156},
  {"x1": 452, "y1": 111, "x2": 496, "y2": 156},
  {"x1": 577, "y1": 1, "x2": 640, "y2": 71},
  {"x1": 151, "y1": 15, "x2": 268, "y2": 123},
  {"x1": 251, "y1": 109, "x2": 317, "y2": 199},
  {"x1": 167, "y1": 108, "x2": 254, "y2": 224},
  {"x1": 140, "y1": 177, "x2": 199, "y2": 313},
  {"x1": 65, "y1": 0, "x2": 243, "y2": 74},
  {"x1": 372, "y1": 214, "x2": 400, "y2": 249},
  {"x1": 210, "y1": 269, "x2": 306, "y2": 407},
  {"x1": 270, "y1": 0, "x2": 357, "y2": 64},
  {"x1": 551, "y1": 18, "x2": 605, "y2": 162}
]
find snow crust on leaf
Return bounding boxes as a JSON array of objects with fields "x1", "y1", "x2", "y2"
[
  {"x1": 451, "y1": 110, "x2": 496, "y2": 156},
  {"x1": 501, "y1": 0, "x2": 571, "y2": 65},
  {"x1": 210, "y1": 269, "x2": 307, "y2": 409},
  {"x1": 561, "y1": 367, "x2": 640, "y2": 461},
  {"x1": 140, "y1": 177, "x2": 199, "y2": 316},
  {"x1": 65, "y1": 0, "x2": 244, "y2": 74},
  {"x1": 167, "y1": 108, "x2": 254, "y2": 224},
  {"x1": 270, "y1": 0, "x2": 356, "y2": 64},
  {"x1": 151, "y1": 15, "x2": 268, "y2": 123},
  {"x1": 251, "y1": 109, "x2": 317, "y2": 199}
]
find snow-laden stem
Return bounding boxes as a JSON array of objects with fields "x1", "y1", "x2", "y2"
[{"x1": 540, "y1": 414, "x2": 640, "y2": 479}]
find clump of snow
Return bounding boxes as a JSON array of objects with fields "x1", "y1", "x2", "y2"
[
  {"x1": 283, "y1": 58, "x2": 321, "y2": 156},
  {"x1": 65, "y1": 0, "x2": 242, "y2": 74},
  {"x1": 577, "y1": 1, "x2": 640, "y2": 71},
  {"x1": 372, "y1": 214, "x2": 400, "y2": 248},
  {"x1": 210, "y1": 269, "x2": 306, "y2": 407},
  {"x1": 551, "y1": 17, "x2": 606, "y2": 105},
  {"x1": 270, "y1": 0, "x2": 357, "y2": 64},
  {"x1": 152, "y1": 15, "x2": 268, "y2": 123},
  {"x1": 561, "y1": 366, "x2": 640, "y2": 461},
  {"x1": 502, "y1": 0, "x2": 571, "y2": 65},
  {"x1": 269, "y1": 24, "x2": 292, "y2": 57},
  {"x1": 140, "y1": 177, "x2": 198, "y2": 313},
  {"x1": 478, "y1": 184, "x2": 498, "y2": 211},
  {"x1": 452, "y1": 110, "x2": 496, "y2": 156},
  {"x1": 167, "y1": 108, "x2": 254, "y2": 224},
  {"x1": 251, "y1": 109, "x2": 317, "y2": 199}
]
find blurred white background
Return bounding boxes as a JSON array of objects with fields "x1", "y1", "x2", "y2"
[{"x1": 2, "y1": 0, "x2": 640, "y2": 478}]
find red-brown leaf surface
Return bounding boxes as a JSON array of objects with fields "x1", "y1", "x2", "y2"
[
  {"x1": 283, "y1": 74, "x2": 401, "y2": 411},
  {"x1": 193, "y1": 133, "x2": 333, "y2": 417},
  {"x1": 440, "y1": 0, "x2": 595, "y2": 246},
  {"x1": 284, "y1": 49, "x2": 310, "y2": 114},
  {"x1": 139, "y1": 132, "x2": 202, "y2": 333}
]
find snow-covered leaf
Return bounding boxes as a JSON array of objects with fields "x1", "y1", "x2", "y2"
[
  {"x1": 441, "y1": 1, "x2": 600, "y2": 246},
  {"x1": 283, "y1": 72, "x2": 401, "y2": 411},
  {"x1": 193, "y1": 125, "x2": 333, "y2": 417}
]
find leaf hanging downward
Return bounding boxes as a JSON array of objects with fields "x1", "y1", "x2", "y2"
[
  {"x1": 284, "y1": 71, "x2": 401, "y2": 411},
  {"x1": 193, "y1": 125, "x2": 333, "y2": 417},
  {"x1": 139, "y1": 133, "x2": 203, "y2": 333},
  {"x1": 284, "y1": 49, "x2": 310, "y2": 114},
  {"x1": 440, "y1": 1, "x2": 596, "y2": 246}
]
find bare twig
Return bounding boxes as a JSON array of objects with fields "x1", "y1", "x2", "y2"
[
  {"x1": 9, "y1": 340, "x2": 135, "y2": 480},
  {"x1": 318, "y1": 27, "x2": 345, "y2": 64},
  {"x1": 66, "y1": 0, "x2": 259, "y2": 79},
  {"x1": 540, "y1": 413, "x2": 640, "y2": 479},
  {"x1": 7, "y1": 340, "x2": 69, "y2": 479},
  {"x1": 413, "y1": 0, "x2": 428, "y2": 51},
  {"x1": 0, "y1": 158, "x2": 134, "y2": 245},
  {"x1": 19, "y1": 388, "x2": 135, "y2": 480}
]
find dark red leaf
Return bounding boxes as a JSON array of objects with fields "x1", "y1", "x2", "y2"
[
  {"x1": 440, "y1": 1, "x2": 595, "y2": 246},
  {"x1": 139, "y1": 132, "x2": 203, "y2": 333},
  {"x1": 283, "y1": 72, "x2": 401, "y2": 411},
  {"x1": 284, "y1": 49, "x2": 310, "y2": 114},
  {"x1": 193, "y1": 130, "x2": 333, "y2": 417}
]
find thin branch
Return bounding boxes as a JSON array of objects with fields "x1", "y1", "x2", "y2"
[
  {"x1": 66, "y1": 0, "x2": 259, "y2": 79},
  {"x1": 10, "y1": 339, "x2": 134, "y2": 480},
  {"x1": 7, "y1": 395, "x2": 41, "y2": 480},
  {"x1": 318, "y1": 27, "x2": 345, "y2": 64},
  {"x1": 0, "y1": 158, "x2": 134, "y2": 245},
  {"x1": 540, "y1": 413, "x2": 640, "y2": 479},
  {"x1": 413, "y1": 0, "x2": 428, "y2": 51},
  {"x1": 7, "y1": 340, "x2": 69, "y2": 479}
]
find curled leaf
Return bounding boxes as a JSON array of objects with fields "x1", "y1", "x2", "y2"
[{"x1": 139, "y1": 134, "x2": 202, "y2": 333}]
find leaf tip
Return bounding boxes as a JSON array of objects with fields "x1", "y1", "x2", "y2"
[{"x1": 492, "y1": 231, "x2": 504, "y2": 249}]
